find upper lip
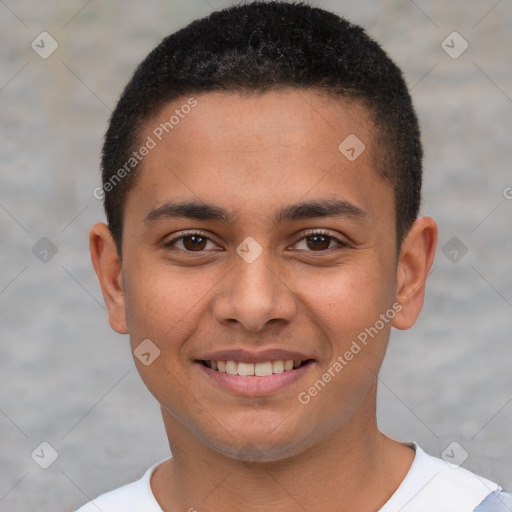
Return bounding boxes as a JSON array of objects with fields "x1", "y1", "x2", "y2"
[{"x1": 197, "y1": 349, "x2": 315, "y2": 364}]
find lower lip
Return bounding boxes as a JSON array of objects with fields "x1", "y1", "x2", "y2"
[{"x1": 196, "y1": 362, "x2": 313, "y2": 396}]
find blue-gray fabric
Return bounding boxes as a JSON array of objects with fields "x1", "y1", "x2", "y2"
[{"x1": 474, "y1": 490, "x2": 512, "y2": 511}]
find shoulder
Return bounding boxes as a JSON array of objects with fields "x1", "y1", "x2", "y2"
[
  {"x1": 473, "y1": 490, "x2": 512, "y2": 511},
  {"x1": 73, "y1": 459, "x2": 168, "y2": 512},
  {"x1": 380, "y1": 442, "x2": 505, "y2": 512}
]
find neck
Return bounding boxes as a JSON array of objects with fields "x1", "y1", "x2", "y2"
[{"x1": 151, "y1": 390, "x2": 414, "y2": 512}]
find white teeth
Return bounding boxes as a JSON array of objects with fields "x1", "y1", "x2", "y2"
[
  {"x1": 225, "y1": 361, "x2": 238, "y2": 375},
  {"x1": 272, "y1": 360, "x2": 284, "y2": 374},
  {"x1": 237, "y1": 361, "x2": 255, "y2": 376},
  {"x1": 255, "y1": 361, "x2": 273, "y2": 377},
  {"x1": 205, "y1": 358, "x2": 306, "y2": 376}
]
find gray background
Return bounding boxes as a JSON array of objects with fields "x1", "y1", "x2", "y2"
[{"x1": 1, "y1": 1, "x2": 511, "y2": 510}]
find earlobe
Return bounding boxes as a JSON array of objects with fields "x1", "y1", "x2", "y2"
[
  {"x1": 89, "y1": 223, "x2": 129, "y2": 334},
  {"x1": 392, "y1": 216, "x2": 438, "y2": 330}
]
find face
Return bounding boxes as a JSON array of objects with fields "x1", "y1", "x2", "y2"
[{"x1": 94, "y1": 90, "x2": 427, "y2": 462}]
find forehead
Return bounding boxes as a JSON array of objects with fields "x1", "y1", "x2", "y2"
[{"x1": 126, "y1": 89, "x2": 392, "y2": 230}]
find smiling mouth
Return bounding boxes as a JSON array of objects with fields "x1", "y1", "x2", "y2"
[{"x1": 199, "y1": 359, "x2": 313, "y2": 377}]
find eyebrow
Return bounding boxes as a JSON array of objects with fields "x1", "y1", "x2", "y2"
[{"x1": 143, "y1": 198, "x2": 367, "y2": 227}]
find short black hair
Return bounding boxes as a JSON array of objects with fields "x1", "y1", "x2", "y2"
[{"x1": 100, "y1": 1, "x2": 422, "y2": 258}]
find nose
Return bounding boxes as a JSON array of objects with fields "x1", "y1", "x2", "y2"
[{"x1": 212, "y1": 244, "x2": 297, "y2": 333}]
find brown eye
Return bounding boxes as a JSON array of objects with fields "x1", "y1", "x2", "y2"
[
  {"x1": 181, "y1": 235, "x2": 208, "y2": 251},
  {"x1": 295, "y1": 230, "x2": 346, "y2": 252},
  {"x1": 305, "y1": 234, "x2": 332, "y2": 251},
  {"x1": 164, "y1": 232, "x2": 216, "y2": 252}
]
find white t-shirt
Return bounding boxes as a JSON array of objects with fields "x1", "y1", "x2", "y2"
[{"x1": 74, "y1": 442, "x2": 505, "y2": 512}]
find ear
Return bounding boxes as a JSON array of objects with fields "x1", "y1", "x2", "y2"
[
  {"x1": 89, "y1": 222, "x2": 129, "y2": 334},
  {"x1": 392, "y1": 216, "x2": 438, "y2": 330}
]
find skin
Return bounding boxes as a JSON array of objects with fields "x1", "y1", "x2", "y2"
[{"x1": 90, "y1": 89, "x2": 437, "y2": 511}]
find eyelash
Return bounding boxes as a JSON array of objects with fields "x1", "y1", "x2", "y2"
[{"x1": 163, "y1": 229, "x2": 347, "y2": 254}]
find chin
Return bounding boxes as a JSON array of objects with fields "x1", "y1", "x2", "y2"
[{"x1": 208, "y1": 426, "x2": 322, "y2": 464}]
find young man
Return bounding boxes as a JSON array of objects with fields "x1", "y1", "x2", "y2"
[{"x1": 79, "y1": 2, "x2": 511, "y2": 511}]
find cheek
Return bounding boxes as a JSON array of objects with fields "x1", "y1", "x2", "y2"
[
  {"x1": 296, "y1": 258, "x2": 391, "y2": 334},
  {"x1": 123, "y1": 260, "x2": 215, "y2": 344}
]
